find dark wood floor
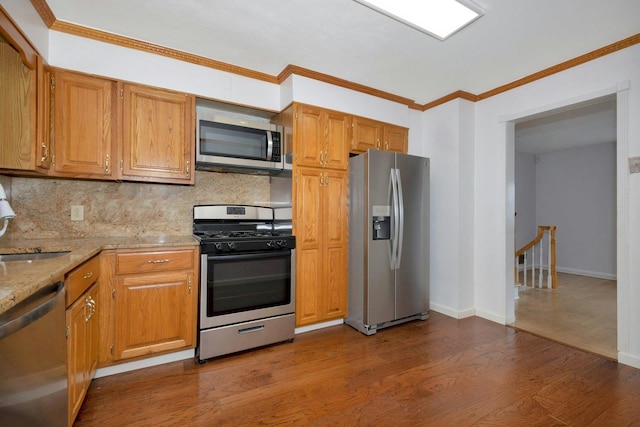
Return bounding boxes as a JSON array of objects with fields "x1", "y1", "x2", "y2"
[{"x1": 75, "y1": 312, "x2": 640, "y2": 426}]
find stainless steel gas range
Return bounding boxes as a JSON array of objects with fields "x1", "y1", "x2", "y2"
[{"x1": 193, "y1": 205, "x2": 296, "y2": 361}]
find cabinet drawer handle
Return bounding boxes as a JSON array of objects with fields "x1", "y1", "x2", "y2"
[
  {"x1": 83, "y1": 271, "x2": 94, "y2": 280},
  {"x1": 41, "y1": 143, "x2": 48, "y2": 162},
  {"x1": 147, "y1": 259, "x2": 170, "y2": 264}
]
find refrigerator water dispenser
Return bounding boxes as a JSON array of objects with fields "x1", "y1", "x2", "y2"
[{"x1": 372, "y1": 216, "x2": 390, "y2": 240}]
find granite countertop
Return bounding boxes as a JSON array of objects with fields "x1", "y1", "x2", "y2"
[{"x1": 0, "y1": 235, "x2": 199, "y2": 315}]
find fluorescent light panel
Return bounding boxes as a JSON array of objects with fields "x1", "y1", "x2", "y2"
[{"x1": 355, "y1": 0, "x2": 483, "y2": 40}]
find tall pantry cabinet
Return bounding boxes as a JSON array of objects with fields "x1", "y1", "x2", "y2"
[{"x1": 276, "y1": 103, "x2": 349, "y2": 326}]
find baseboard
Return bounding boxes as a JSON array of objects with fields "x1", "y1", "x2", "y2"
[
  {"x1": 517, "y1": 265, "x2": 616, "y2": 280},
  {"x1": 95, "y1": 349, "x2": 195, "y2": 378},
  {"x1": 618, "y1": 351, "x2": 640, "y2": 369},
  {"x1": 556, "y1": 267, "x2": 617, "y2": 280},
  {"x1": 474, "y1": 308, "x2": 507, "y2": 325},
  {"x1": 295, "y1": 318, "x2": 344, "y2": 334},
  {"x1": 430, "y1": 302, "x2": 475, "y2": 319}
]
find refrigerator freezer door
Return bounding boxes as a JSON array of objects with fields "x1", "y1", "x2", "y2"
[
  {"x1": 365, "y1": 149, "x2": 397, "y2": 326},
  {"x1": 394, "y1": 153, "x2": 430, "y2": 320}
]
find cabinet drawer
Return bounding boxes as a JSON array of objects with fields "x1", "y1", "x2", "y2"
[
  {"x1": 116, "y1": 249, "x2": 195, "y2": 275},
  {"x1": 66, "y1": 255, "x2": 100, "y2": 307}
]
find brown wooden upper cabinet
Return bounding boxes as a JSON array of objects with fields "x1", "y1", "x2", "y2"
[
  {"x1": 51, "y1": 70, "x2": 117, "y2": 179},
  {"x1": 383, "y1": 123, "x2": 409, "y2": 153},
  {"x1": 293, "y1": 103, "x2": 349, "y2": 171},
  {"x1": 351, "y1": 116, "x2": 408, "y2": 154},
  {"x1": 0, "y1": 9, "x2": 50, "y2": 173},
  {"x1": 121, "y1": 84, "x2": 194, "y2": 183},
  {"x1": 49, "y1": 69, "x2": 195, "y2": 184}
]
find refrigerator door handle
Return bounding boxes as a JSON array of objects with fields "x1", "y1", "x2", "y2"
[
  {"x1": 390, "y1": 168, "x2": 399, "y2": 269},
  {"x1": 395, "y1": 167, "x2": 405, "y2": 269}
]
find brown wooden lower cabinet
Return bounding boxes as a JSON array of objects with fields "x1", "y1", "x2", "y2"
[
  {"x1": 98, "y1": 247, "x2": 198, "y2": 365},
  {"x1": 65, "y1": 256, "x2": 100, "y2": 426}
]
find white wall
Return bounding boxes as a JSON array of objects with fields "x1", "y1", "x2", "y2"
[
  {"x1": 514, "y1": 151, "x2": 537, "y2": 249},
  {"x1": 419, "y1": 99, "x2": 475, "y2": 318},
  {"x1": 536, "y1": 142, "x2": 616, "y2": 278},
  {"x1": 0, "y1": 0, "x2": 49, "y2": 58},
  {"x1": 472, "y1": 45, "x2": 640, "y2": 368}
]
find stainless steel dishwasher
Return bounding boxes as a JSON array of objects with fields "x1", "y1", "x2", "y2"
[{"x1": 0, "y1": 281, "x2": 67, "y2": 427}]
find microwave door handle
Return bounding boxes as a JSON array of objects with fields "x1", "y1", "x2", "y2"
[{"x1": 266, "y1": 131, "x2": 274, "y2": 161}]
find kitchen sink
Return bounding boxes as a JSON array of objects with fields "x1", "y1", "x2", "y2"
[{"x1": 0, "y1": 251, "x2": 71, "y2": 262}]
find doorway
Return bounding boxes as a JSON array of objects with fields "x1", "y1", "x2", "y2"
[{"x1": 505, "y1": 92, "x2": 623, "y2": 360}]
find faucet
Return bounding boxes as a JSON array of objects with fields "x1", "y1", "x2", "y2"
[{"x1": 0, "y1": 184, "x2": 16, "y2": 237}]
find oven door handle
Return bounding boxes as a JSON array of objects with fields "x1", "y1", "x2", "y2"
[{"x1": 207, "y1": 251, "x2": 291, "y2": 262}]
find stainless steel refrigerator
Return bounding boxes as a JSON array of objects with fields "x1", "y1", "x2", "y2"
[{"x1": 346, "y1": 149, "x2": 429, "y2": 335}]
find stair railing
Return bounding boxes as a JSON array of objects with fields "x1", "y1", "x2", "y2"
[{"x1": 515, "y1": 225, "x2": 557, "y2": 289}]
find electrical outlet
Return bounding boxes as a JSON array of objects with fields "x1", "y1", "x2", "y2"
[
  {"x1": 629, "y1": 156, "x2": 640, "y2": 174},
  {"x1": 70, "y1": 205, "x2": 84, "y2": 221}
]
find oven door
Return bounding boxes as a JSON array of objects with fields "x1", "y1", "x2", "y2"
[{"x1": 200, "y1": 249, "x2": 295, "y2": 329}]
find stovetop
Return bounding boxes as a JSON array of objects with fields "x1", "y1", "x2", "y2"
[
  {"x1": 194, "y1": 204, "x2": 295, "y2": 254},
  {"x1": 195, "y1": 230, "x2": 289, "y2": 239}
]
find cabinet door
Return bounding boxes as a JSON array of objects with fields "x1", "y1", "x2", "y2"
[
  {"x1": 36, "y1": 61, "x2": 51, "y2": 170},
  {"x1": 294, "y1": 168, "x2": 348, "y2": 325},
  {"x1": 0, "y1": 34, "x2": 37, "y2": 171},
  {"x1": 121, "y1": 84, "x2": 194, "y2": 184},
  {"x1": 114, "y1": 271, "x2": 195, "y2": 360},
  {"x1": 52, "y1": 70, "x2": 116, "y2": 178},
  {"x1": 66, "y1": 291, "x2": 88, "y2": 424},
  {"x1": 352, "y1": 116, "x2": 381, "y2": 153},
  {"x1": 325, "y1": 111, "x2": 349, "y2": 170},
  {"x1": 294, "y1": 104, "x2": 324, "y2": 168},
  {"x1": 66, "y1": 282, "x2": 98, "y2": 425},
  {"x1": 86, "y1": 284, "x2": 100, "y2": 383},
  {"x1": 384, "y1": 124, "x2": 408, "y2": 153},
  {"x1": 294, "y1": 168, "x2": 323, "y2": 325},
  {"x1": 322, "y1": 170, "x2": 348, "y2": 319}
]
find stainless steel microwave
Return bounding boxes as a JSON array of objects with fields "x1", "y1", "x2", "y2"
[{"x1": 196, "y1": 109, "x2": 285, "y2": 174}]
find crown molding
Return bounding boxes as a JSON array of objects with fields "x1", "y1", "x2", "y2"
[
  {"x1": 477, "y1": 33, "x2": 640, "y2": 101},
  {"x1": 27, "y1": 0, "x2": 640, "y2": 111},
  {"x1": 29, "y1": 0, "x2": 54, "y2": 27},
  {"x1": 277, "y1": 64, "x2": 415, "y2": 107}
]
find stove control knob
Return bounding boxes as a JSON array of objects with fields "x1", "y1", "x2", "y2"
[
  {"x1": 227, "y1": 242, "x2": 236, "y2": 251},
  {"x1": 214, "y1": 242, "x2": 224, "y2": 252},
  {"x1": 277, "y1": 240, "x2": 287, "y2": 248},
  {"x1": 267, "y1": 240, "x2": 276, "y2": 249}
]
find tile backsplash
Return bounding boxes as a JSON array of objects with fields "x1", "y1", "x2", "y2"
[{"x1": 5, "y1": 171, "x2": 271, "y2": 239}]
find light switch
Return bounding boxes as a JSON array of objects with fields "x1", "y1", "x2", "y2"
[
  {"x1": 630, "y1": 157, "x2": 640, "y2": 174},
  {"x1": 71, "y1": 205, "x2": 84, "y2": 221}
]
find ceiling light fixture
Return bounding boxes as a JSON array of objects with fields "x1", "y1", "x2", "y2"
[{"x1": 354, "y1": 0, "x2": 483, "y2": 41}]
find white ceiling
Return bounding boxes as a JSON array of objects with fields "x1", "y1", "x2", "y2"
[
  {"x1": 515, "y1": 98, "x2": 617, "y2": 154},
  {"x1": 42, "y1": 0, "x2": 636, "y2": 154},
  {"x1": 45, "y1": 0, "x2": 640, "y2": 106}
]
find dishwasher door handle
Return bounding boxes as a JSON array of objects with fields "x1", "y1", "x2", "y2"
[{"x1": 0, "y1": 281, "x2": 65, "y2": 340}]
